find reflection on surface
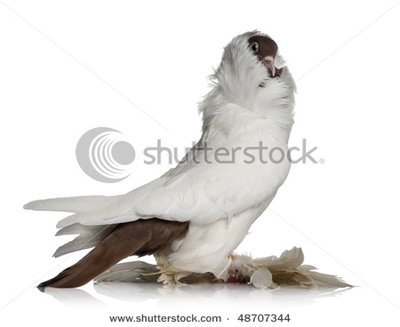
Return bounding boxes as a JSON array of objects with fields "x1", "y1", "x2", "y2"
[
  {"x1": 43, "y1": 281, "x2": 351, "y2": 308},
  {"x1": 44, "y1": 288, "x2": 106, "y2": 307},
  {"x1": 94, "y1": 282, "x2": 350, "y2": 306}
]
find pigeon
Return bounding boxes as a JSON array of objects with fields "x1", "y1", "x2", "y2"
[{"x1": 24, "y1": 31, "x2": 296, "y2": 290}]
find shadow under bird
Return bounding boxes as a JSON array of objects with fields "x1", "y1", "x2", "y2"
[{"x1": 24, "y1": 31, "x2": 296, "y2": 290}]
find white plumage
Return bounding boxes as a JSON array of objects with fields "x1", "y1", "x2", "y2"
[{"x1": 25, "y1": 31, "x2": 297, "y2": 283}]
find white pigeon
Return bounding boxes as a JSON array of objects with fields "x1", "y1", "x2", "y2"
[{"x1": 24, "y1": 31, "x2": 296, "y2": 290}]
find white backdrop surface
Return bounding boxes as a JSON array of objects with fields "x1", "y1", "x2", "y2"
[{"x1": 1, "y1": 0, "x2": 399, "y2": 326}]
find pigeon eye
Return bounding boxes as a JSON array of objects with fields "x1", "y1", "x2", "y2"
[{"x1": 250, "y1": 42, "x2": 259, "y2": 53}]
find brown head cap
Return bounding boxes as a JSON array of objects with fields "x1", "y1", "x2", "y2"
[{"x1": 248, "y1": 35, "x2": 281, "y2": 77}]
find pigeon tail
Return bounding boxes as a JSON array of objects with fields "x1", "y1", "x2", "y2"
[{"x1": 38, "y1": 218, "x2": 189, "y2": 290}]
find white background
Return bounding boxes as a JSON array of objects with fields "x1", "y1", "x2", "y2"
[{"x1": 1, "y1": 0, "x2": 400, "y2": 326}]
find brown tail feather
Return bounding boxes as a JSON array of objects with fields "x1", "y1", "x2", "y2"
[{"x1": 38, "y1": 218, "x2": 189, "y2": 291}]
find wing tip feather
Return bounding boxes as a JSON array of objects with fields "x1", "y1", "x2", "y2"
[{"x1": 23, "y1": 201, "x2": 44, "y2": 210}]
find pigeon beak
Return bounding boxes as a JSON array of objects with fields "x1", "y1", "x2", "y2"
[{"x1": 262, "y1": 56, "x2": 276, "y2": 77}]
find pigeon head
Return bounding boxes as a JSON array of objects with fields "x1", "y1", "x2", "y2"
[
  {"x1": 200, "y1": 31, "x2": 296, "y2": 129},
  {"x1": 214, "y1": 31, "x2": 288, "y2": 92},
  {"x1": 210, "y1": 31, "x2": 294, "y2": 106},
  {"x1": 248, "y1": 35, "x2": 281, "y2": 77}
]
